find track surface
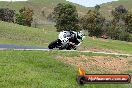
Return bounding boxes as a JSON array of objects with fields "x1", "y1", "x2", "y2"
[
  {"x1": 0, "y1": 44, "x2": 131, "y2": 57},
  {"x1": 0, "y1": 44, "x2": 46, "y2": 49}
]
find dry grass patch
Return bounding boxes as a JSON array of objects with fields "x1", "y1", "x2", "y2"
[{"x1": 57, "y1": 55, "x2": 132, "y2": 74}]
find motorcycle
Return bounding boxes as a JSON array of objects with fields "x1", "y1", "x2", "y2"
[{"x1": 48, "y1": 31, "x2": 85, "y2": 50}]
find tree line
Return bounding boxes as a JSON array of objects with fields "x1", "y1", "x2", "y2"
[
  {"x1": 0, "y1": 4, "x2": 131, "y2": 42},
  {"x1": 0, "y1": 7, "x2": 33, "y2": 27},
  {"x1": 53, "y1": 3, "x2": 132, "y2": 42}
]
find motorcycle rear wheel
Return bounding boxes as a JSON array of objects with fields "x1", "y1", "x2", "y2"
[{"x1": 48, "y1": 39, "x2": 59, "y2": 49}]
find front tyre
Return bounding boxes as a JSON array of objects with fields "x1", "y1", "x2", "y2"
[{"x1": 65, "y1": 43, "x2": 72, "y2": 50}]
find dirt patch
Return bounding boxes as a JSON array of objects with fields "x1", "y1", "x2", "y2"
[
  {"x1": 88, "y1": 47, "x2": 122, "y2": 53},
  {"x1": 79, "y1": 46, "x2": 124, "y2": 54},
  {"x1": 57, "y1": 55, "x2": 132, "y2": 74}
]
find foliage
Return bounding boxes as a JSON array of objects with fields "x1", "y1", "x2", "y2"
[
  {"x1": 53, "y1": 3, "x2": 80, "y2": 32},
  {"x1": 107, "y1": 22, "x2": 131, "y2": 41},
  {"x1": 80, "y1": 5, "x2": 105, "y2": 37},
  {"x1": 80, "y1": 4, "x2": 131, "y2": 42},
  {"x1": 16, "y1": 7, "x2": 34, "y2": 27},
  {"x1": 109, "y1": 5, "x2": 132, "y2": 42},
  {"x1": 124, "y1": 12, "x2": 132, "y2": 34},
  {"x1": 0, "y1": 8, "x2": 15, "y2": 22},
  {"x1": 95, "y1": 5, "x2": 100, "y2": 11},
  {"x1": 112, "y1": 5, "x2": 128, "y2": 22}
]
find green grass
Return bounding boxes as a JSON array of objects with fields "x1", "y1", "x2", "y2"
[
  {"x1": 81, "y1": 37, "x2": 132, "y2": 54},
  {"x1": 0, "y1": 21, "x2": 58, "y2": 47},
  {"x1": 0, "y1": 50, "x2": 131, "y2": 88},
  {"x1": 0, "y1": 21, "x2": 132, "y2": 54}
]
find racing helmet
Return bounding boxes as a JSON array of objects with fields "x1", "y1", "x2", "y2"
[{"x1": 77, "y1": 31, "x2": 85, "y2": 41}]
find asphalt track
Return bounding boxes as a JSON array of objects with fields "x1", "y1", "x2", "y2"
[
  {"x1": 0, "y1": 44, "x2": 131, "y2": 57},
  {"x1": 0, "y1": 44, "x2": 49, "y2": 50}
]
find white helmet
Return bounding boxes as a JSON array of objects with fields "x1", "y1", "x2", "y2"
[{"x1": 77, "y1": 31, "x2": 85, "y2": 41}]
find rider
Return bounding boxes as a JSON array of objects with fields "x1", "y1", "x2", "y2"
[
  {"x1": 64, "y1": 31, "x2": 85, "y2": 50},
  {"x1": 70, "y1": 31, "x2": 85, "y2": 43}
]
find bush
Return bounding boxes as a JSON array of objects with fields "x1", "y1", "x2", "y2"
[
  {"x1": 16, "y1": 7, "x2": 34, "y2": 27},
  {"x1": 0, "y1": 8, "x2": 15, "y2": 22},
  {"x1": 80, "y1": 6, "x2": 105, "y2": 37}
]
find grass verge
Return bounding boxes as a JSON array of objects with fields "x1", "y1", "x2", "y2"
[
  {"x1": 0, "y1": 50, "x2": 131, "y2": 88},
  {"x1": 0, "y1": 21, "x2": 132, "y2": 54}
]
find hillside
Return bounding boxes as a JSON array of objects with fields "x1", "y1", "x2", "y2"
[
  {"x1": 0, "y1": 21, "x2": 57, "y2": 47},
  {"x1": 0, "y1": 0, "x2": 87, "y2": 28},
  {"x1": 100, "y1": 0, "x2": 132, "y2": 19},
  {"x1": 1, "y1": 0, "x2": 131, "y2": 27},
  {"x1": 0, "y1": 0, "x2": 132, "y2": 24}
]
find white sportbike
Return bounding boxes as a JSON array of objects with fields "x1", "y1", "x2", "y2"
[{"x1": 48, "y1": 31, "x2": 85, "y2": 50}]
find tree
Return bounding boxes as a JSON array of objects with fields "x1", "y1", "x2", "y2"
[
  {"x1": 112, "y1": 5, "x2": 128, "y2": 23},
  {"x1": 95, "y1": 5, "x2": 100, "y2": 11},
  {"x1": 53, "y1": 3, "x2": 80, "y2": 32},
  {"x1": 124, "y1": 12, "x2": 132, "y2": 34},
  {"x1": 109, "y1": 5, "x2": 132, "y2": 41},
  {"x1": 108, "y1": 24, "x2": 130, "y2": 41},
  {"x1": 0, "y1": 8, "x2": 15, "y2": 22},
  {"x1": 16, "y1": 7, "x2": 34, "y2": 27},
  {"x1": 80, "y1": 5, "x2": 105, "y2": 37}
]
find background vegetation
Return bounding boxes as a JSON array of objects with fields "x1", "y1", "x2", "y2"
[{"x1": 0, "y1": 0, "x2": 132, "y2": 41}]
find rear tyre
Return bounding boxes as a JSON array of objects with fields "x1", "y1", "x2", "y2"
[{"x1": 48, "y1": 40, "x2": 59, "y2": 49}]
